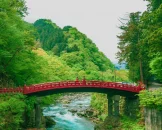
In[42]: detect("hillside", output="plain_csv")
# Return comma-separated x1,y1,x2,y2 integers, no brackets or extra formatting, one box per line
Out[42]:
34,19,115,80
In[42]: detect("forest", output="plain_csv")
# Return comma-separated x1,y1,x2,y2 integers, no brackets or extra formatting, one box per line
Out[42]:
117,0,162,83
0,0,162,130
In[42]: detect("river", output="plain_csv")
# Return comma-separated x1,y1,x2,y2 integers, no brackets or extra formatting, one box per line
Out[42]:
43,93,95,130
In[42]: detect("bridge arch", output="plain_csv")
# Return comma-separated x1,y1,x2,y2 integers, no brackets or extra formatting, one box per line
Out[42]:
0,78,144,98
0,78,144,118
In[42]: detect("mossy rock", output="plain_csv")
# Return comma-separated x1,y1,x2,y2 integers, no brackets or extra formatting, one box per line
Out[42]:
44,116,56,127
95,116,121,130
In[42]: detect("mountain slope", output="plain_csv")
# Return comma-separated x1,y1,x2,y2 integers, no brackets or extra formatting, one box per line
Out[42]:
34,19,114,75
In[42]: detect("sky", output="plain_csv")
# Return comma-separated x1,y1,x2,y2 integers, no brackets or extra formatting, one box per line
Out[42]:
24,0,148,62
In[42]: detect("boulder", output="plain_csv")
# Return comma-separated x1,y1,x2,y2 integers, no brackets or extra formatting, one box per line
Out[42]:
44,116,56,128
77,111,86,117
69,109,78,113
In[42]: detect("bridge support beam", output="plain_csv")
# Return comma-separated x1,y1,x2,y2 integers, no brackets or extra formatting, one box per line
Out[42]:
107,95,120,117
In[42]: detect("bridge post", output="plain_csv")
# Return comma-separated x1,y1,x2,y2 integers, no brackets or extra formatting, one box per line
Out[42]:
107,94,113,116
113,95,120,116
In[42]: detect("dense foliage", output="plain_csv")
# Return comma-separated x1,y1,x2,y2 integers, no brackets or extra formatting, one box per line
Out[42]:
117,0,162,83
34,19,64,51
34,19,114,76
0,0,42,86
1,0,161,129
0,0,116,129
0,94,26,130
139,88,162,110
91,93,108,121
96,116,144,130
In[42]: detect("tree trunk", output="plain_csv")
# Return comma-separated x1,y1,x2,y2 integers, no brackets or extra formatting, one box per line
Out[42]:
140,59,144,83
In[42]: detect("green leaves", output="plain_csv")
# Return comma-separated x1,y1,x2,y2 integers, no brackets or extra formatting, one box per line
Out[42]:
117,3,162,82
117,12,143,82
0,94,26,130
34,19,114,76
0,0,27,17
139,89,162,110
144,0,162,11
91,93,108,117
150,57,162,81
0,0,42,86
34,19,64,51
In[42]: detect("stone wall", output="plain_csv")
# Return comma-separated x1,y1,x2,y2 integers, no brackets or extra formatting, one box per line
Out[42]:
147,82,162,90
145,108,162,130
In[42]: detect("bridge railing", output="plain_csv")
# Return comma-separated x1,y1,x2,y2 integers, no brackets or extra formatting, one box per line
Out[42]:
0,87,23,93
23,80,144,94
0,80,145,94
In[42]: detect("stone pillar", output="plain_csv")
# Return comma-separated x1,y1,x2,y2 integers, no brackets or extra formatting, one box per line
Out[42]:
107,95,120,117
23,98,45,129
35,103,42,128
124,97,139,119
124,97,130,117
113,95,120,116
107,94,113,116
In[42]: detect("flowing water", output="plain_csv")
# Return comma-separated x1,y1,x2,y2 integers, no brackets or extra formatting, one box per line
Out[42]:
43,94,95,130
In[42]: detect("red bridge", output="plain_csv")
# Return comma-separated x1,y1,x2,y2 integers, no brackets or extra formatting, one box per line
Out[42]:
0,78,144,97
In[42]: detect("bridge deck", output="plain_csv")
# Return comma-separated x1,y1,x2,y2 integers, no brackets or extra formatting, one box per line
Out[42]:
0,80,145,96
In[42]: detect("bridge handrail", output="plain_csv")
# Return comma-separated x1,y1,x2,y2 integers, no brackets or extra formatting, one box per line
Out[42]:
0,80,145,94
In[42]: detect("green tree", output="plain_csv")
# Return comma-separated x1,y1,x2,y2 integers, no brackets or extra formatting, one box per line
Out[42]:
117,12,145,82
140,4,162,81
150,57,162,81
144,0,162,11
0,94,26,130
34,19,65,51
0,0,40,86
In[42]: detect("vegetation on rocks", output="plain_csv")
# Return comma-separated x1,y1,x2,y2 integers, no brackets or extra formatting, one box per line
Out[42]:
95,116,144,130
139,88,162,110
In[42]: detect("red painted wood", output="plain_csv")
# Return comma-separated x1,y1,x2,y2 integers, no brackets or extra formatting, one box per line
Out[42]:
0,80,145,95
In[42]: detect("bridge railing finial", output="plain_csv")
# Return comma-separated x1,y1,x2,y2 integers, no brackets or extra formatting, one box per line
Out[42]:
82,76,86,85
76,77,79,82
23,84,27,94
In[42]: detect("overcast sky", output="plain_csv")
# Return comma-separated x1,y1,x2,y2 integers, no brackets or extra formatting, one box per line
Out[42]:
24,0,148,62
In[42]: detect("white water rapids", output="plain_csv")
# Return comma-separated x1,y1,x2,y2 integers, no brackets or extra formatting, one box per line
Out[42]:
43,94,95,130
